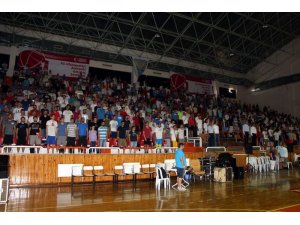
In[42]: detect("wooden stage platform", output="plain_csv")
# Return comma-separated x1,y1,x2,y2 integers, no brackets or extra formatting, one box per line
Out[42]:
2,169,300,212
5,146,256,186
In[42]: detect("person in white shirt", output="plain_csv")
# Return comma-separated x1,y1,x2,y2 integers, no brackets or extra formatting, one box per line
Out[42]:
203,119,208,134
81,109,89,124
46,114,58,146
273,129,281,147
13,102,23,117
195,115,203,135
109,115,119,139
262,128,269,146
28,112,39,124
207,121,215,147
242,121,250,147
154,123,164,148
63,105,73,123
14,109,28,123
213,121,220,146
90,100,97,113
57,93,64,106
178,124,185,143
182,112,189,128
250,123,257,146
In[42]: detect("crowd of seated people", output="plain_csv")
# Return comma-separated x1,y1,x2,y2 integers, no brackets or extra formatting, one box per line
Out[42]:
0,67,299,154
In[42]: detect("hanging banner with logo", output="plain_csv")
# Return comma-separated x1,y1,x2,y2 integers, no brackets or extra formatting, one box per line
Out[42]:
170,73,213,95
18,50,90,78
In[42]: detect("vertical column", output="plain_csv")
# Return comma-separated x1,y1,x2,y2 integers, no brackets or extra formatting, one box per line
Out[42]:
6,46,18,77
131,66,138,84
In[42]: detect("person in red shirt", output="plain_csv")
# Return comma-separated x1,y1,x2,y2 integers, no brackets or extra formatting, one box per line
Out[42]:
142,122,152,148
133,112,140,131
5,91,14,104
28,105,41,117
120,107,128,120
188,114,196,137
52,106,61,122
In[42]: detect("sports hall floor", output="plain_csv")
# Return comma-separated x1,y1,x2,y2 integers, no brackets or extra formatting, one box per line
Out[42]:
1,169,300,212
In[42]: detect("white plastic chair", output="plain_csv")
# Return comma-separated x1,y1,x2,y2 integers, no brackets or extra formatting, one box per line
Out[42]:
264,156,271,172
71,165,84,185
256,157,263,173
258,156,266,172
247,156,258,173
270,158,279,172
83,166,95,185
155,167,170,190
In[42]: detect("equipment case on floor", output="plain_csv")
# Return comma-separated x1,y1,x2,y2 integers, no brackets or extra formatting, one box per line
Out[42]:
213,167,233,182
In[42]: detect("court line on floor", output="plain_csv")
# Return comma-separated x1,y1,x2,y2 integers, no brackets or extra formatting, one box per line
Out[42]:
270,204,300,212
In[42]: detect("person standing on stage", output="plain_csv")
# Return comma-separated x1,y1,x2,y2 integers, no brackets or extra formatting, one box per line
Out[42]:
242,120,250,147
250,123,257,146
46,114,58,153
175,143,187,192
98,121,108,148
66,117,77,153
77,117,88,153
16,116,29,153
2,113,16,146
29,116,42,153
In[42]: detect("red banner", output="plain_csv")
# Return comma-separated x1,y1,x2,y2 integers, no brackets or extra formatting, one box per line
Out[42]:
170,73,213,94
18,50,90,78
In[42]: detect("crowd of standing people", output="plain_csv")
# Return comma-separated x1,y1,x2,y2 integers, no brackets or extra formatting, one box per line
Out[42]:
0,67,299,153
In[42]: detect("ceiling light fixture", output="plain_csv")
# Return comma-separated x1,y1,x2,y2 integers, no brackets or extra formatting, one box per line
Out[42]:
251,88,261,92
154,34,160,38
229,53,234,57
262,25,269,29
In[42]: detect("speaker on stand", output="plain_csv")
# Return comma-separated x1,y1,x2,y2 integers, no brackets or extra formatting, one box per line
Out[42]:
0,155,9,204
0,155,9,179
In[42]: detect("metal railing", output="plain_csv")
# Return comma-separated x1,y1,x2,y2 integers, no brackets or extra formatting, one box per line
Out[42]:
187,137,202,147
205,146,226,153
0,145,179,154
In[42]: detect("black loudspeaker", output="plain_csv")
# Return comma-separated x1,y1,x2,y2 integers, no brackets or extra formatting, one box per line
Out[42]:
233,167,244,179
245,144,253,154
0,155,9,178
216,153,236,168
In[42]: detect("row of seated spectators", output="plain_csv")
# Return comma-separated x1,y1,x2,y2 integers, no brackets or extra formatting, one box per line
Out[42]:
0,68,300,152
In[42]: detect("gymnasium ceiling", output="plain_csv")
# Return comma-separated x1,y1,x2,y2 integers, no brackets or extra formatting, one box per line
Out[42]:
0,12,300,86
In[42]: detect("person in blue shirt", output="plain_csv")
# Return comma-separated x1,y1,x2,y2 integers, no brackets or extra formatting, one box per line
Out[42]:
175,143,187,191
116,111,123,127
172,111,178,123
96,105,106,122
57,117,67,146
77,118,88,153
105,108,113,120
21,96,31,111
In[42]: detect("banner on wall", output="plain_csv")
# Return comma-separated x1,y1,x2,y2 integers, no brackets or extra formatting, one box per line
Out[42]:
18,50,90,78
170,73,213,95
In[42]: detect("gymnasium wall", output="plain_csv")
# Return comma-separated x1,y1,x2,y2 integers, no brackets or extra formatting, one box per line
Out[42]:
237,82,300,118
